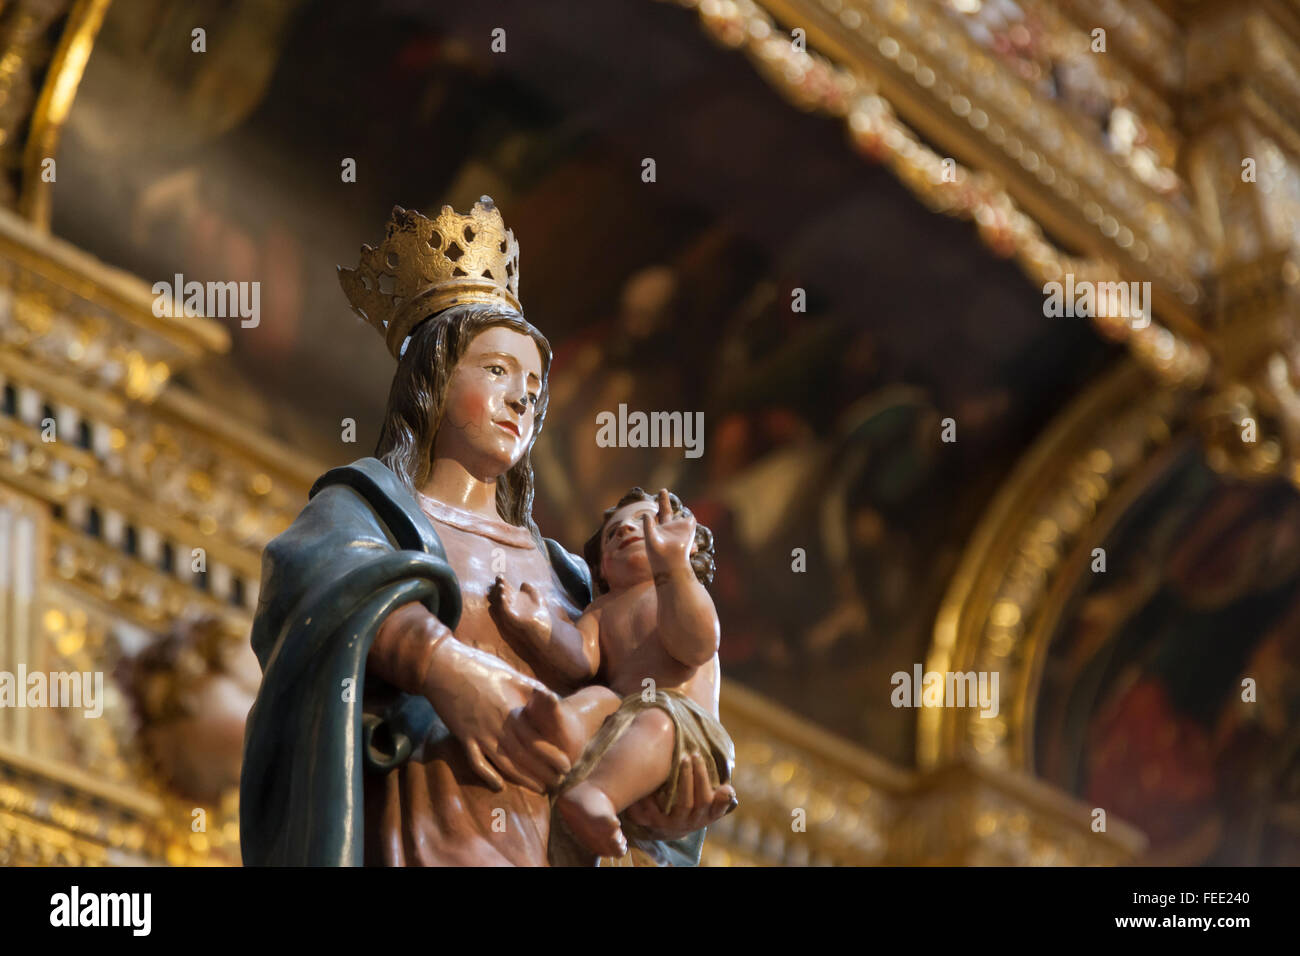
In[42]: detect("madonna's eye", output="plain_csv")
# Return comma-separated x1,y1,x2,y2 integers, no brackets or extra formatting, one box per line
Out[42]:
527,393,539,406
486,364,506,375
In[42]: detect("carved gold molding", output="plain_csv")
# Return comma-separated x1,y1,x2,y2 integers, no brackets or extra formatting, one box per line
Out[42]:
924,359,1192,771
1176,5,1300,489
0,210,317,644
0,6,1173,864
713,681,1145,864
1054,0,1182,93
0,485,46,752
0,207,228,390
0,740,239,866
17,0,112,230
668,1,1300,486
0,2,78,209
661,0,1212,389
744,0,1207,315
1,675,1144,867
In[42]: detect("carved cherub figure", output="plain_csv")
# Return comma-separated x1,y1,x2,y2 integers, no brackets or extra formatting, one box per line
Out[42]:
491,487,735,863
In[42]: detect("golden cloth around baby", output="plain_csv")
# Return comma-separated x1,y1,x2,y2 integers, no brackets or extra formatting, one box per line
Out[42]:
548,688,736,867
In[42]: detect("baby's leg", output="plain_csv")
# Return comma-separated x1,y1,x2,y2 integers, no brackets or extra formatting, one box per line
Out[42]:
557,707,676,858
524,685,620,765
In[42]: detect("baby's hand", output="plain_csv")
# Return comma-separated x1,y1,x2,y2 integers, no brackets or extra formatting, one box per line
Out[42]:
489,576,552,647
641,488,697,577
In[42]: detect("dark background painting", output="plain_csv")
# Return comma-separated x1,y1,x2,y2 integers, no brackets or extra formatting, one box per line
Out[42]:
1036,447,1300,865
49,0,1120,764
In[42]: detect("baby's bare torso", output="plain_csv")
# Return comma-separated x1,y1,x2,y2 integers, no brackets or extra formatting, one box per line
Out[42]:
589,581,719,715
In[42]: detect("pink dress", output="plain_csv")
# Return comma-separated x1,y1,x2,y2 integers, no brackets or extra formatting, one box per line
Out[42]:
363,495,585,866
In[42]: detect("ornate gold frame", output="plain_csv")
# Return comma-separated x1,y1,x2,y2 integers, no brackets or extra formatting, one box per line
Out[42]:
18,0,113,231
923,360,1194,770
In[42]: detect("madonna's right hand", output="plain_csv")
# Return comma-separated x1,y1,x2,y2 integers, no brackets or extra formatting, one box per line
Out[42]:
422,639,572,793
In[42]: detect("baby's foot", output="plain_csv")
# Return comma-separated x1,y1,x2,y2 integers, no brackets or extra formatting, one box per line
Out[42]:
557,782,628,858
524,690,587,765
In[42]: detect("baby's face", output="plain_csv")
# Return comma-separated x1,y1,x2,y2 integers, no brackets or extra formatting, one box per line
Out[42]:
599,500,658,591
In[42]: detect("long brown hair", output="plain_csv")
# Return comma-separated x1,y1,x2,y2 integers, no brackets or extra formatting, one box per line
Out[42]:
375,303,552,542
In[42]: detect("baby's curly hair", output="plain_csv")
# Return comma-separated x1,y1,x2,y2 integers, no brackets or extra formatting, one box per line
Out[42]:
583,487,715,595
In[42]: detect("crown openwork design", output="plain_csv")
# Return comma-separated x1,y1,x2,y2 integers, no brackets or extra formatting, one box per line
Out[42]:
337,196,522,358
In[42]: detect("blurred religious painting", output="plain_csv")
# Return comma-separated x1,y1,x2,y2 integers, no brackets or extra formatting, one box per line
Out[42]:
3,0,1297,872
1036,447,1300,865
50,0,1115,765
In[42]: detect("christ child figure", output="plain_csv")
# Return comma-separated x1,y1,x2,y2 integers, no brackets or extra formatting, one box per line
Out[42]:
490,487,735,864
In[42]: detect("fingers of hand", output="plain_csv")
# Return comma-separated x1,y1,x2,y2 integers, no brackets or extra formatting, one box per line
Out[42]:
488,743,546,795
671,756,696,813
623,803,648,827
510,715,571,782
500,736,555,792
715,785,738,817
541,690,565,716
634,797,669,828
691,754,712,811
657,488,672,523
465,740,504,792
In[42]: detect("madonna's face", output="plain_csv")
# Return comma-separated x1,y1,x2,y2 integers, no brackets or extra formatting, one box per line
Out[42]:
434,325,544,480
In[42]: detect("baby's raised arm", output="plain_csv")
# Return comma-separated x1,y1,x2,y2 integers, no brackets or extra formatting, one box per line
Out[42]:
642,490,720,667
653,565,720,667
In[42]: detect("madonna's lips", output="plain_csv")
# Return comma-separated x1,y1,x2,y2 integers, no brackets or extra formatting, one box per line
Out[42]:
494,420,520,437
617,535,643,551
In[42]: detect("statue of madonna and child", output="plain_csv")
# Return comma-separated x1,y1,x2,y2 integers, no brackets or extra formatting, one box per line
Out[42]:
239,198,738,866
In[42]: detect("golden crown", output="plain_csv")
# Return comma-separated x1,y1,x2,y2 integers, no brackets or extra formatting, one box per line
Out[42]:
337,197,522,358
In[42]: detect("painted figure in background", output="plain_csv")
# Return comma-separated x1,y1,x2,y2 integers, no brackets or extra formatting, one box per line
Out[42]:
124,614,262,805
239,198,736,865
1038,456,1300,865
